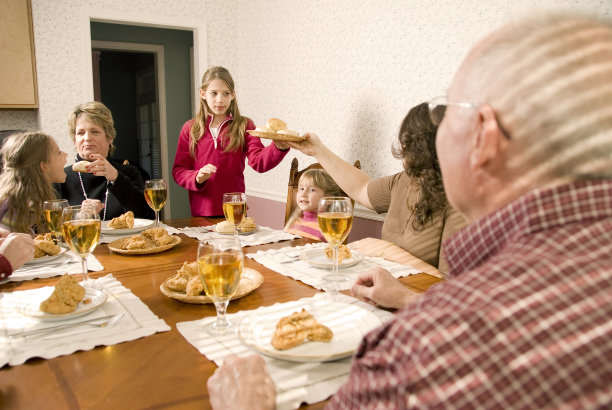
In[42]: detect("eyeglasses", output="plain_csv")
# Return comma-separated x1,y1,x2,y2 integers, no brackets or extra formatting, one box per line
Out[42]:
428,96,512,140
427,96,479,126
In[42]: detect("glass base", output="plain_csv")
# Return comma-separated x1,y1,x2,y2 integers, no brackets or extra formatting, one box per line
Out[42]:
327,272,350,282
203,318,235,336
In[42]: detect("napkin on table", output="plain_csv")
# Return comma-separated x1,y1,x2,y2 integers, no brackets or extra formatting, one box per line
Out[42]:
178,225,299,247
5,251,104,283
0,274,170,367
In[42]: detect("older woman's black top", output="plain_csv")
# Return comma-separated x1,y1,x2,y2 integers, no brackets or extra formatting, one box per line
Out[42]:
55,155,155,221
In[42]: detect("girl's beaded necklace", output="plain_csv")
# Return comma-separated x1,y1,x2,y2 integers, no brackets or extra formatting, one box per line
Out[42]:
78,171,109,221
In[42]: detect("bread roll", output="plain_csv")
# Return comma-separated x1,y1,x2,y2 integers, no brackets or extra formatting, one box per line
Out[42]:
277,129,299,137
266,118,287,132
72,160,90,173
253,126,273,133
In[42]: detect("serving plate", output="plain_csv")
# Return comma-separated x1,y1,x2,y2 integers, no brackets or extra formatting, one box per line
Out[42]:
216,226,260,236
238,300,382,362
16,287,108,321
160,267,264,304
108,235,182,255
299,248,363,269
248,129,305,142
24,247,68,266
101,218,155,235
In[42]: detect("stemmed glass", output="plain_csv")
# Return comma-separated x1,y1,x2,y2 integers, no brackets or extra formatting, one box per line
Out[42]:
222,192,247,236
317,197,354,292
43,199,69,245
61,205,101,281
144,179,167,227
197,236,243,335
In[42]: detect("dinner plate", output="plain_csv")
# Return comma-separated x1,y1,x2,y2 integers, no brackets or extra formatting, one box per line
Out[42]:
247,129,305,142
160,267,264,304
238,300,382,362
216,226,260,236
299,248,363,269
16,287,108,321
108,235,182,255
23,247,68,266
101,218,155,235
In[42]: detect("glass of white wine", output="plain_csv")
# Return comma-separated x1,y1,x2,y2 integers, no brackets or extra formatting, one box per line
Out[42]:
222,192,247,236
144,179,168,228
318,197,354,290
197,237,243,335
43,199,69,245
61,205,101,281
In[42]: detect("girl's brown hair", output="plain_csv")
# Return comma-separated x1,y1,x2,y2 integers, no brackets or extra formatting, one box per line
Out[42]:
68,101,117,157
391,103,447,232
189,66,248,157
0,132,57,233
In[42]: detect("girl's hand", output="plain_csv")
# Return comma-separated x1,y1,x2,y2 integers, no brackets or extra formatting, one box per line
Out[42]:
285,133,324,157
82,199,105,214
273,140,290,150
351,267,419,309
89,154,118,182
196,164,217,184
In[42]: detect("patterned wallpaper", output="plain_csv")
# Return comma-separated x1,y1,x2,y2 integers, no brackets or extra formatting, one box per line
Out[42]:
0,0,609,210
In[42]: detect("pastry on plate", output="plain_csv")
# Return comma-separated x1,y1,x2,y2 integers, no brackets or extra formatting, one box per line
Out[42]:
120,228,174,250
266,118,287,132
40,274,86,314
215,217,257,233
325,244,351,263
107,211,134,229
166,261,204,296
271,308,333,350
33,233,61,258
72,160,90,173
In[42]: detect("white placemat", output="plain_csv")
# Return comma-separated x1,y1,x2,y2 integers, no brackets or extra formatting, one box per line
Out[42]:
0,274,170,366
178,225,299,247
176,292,393,410
99,222,181,243
248,242,421,291
5,251,104,283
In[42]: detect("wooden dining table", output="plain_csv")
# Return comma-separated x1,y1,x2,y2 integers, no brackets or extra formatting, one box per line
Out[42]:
0,217,443,409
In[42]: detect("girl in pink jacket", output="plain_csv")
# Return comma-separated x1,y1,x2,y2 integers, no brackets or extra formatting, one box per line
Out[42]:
172,66,289,216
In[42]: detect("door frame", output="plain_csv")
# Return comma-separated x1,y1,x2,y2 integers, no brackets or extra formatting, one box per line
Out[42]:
91,41,171,216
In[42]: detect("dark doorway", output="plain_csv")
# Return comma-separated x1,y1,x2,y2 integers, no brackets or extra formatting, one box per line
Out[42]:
92,50,160,182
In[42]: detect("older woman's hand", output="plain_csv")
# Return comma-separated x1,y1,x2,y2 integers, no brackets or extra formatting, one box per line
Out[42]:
207,354,276,410
81,199,105,214
351,267,419,309
89,153,118,182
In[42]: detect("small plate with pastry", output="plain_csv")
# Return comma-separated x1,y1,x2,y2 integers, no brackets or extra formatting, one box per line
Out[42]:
238,299,383,362
160,262,264,304
215,217,259,235
299,245,363,269
248,118,305,142
24,233,67,265
108,227,181,255
101,211,155,235
16,274,107,321
72,160,91,173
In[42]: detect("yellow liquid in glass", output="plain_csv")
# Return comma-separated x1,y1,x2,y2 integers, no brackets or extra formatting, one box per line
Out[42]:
318,212,353,245
145,188,167,211
198,252,242,300
62,220,101,256
223,201,246,227
44,209,63,236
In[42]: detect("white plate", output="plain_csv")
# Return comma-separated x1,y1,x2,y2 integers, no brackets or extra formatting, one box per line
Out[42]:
101,218,155,235
299,248,363,269
216,226,260,236
238,300,382,362
23,247,68,266
16,287,108,321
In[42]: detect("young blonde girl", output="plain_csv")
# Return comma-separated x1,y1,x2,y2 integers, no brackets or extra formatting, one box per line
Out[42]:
0,132,67,233
172,66,290,217
284,169,344,241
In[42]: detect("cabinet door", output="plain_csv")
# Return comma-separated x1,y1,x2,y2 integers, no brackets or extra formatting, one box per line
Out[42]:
0,0,38,109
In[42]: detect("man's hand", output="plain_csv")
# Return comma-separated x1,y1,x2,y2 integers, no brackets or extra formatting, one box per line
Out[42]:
351,267,419,309
0,233,35,270
207,354,276,410
196,164,217,184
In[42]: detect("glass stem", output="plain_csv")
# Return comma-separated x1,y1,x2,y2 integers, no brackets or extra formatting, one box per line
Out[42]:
214,301,230,328
333,245,339,276
81,256,89,281
155,210,159,227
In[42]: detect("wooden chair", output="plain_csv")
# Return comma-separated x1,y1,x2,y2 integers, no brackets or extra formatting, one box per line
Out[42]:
284,157,361,225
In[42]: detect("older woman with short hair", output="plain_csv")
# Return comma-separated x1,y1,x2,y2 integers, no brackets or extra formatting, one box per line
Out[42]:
56,101,154,221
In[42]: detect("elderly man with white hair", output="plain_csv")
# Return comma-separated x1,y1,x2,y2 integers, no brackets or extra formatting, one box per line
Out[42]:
206,12,612,409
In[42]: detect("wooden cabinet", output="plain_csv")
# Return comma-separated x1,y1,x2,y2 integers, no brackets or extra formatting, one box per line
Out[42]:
0,0,38,109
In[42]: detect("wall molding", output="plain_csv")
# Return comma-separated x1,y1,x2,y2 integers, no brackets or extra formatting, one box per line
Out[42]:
246,187,386,222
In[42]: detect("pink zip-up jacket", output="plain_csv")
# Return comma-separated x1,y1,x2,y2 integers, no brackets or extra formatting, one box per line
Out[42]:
172,115,289,216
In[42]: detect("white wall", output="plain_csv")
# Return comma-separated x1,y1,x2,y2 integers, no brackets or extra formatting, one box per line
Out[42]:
1,0,609,217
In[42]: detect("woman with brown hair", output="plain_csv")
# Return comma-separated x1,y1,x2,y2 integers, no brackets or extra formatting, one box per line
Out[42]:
288,103,466,276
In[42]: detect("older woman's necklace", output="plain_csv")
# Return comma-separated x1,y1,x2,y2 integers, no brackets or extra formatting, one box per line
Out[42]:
78,171,109,221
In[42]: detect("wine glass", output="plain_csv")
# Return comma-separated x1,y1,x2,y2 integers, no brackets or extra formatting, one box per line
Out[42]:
317,197,354,291
222,192,247,236
144,179,167,227
61,205,101,281
197,236,243,335
43,199,69,245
